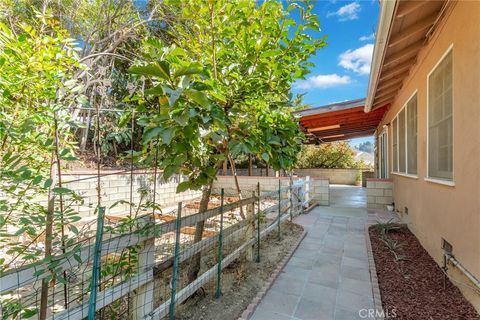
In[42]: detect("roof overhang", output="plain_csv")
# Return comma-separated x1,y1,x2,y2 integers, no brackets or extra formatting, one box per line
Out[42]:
365,0,449,112
295,98,387,144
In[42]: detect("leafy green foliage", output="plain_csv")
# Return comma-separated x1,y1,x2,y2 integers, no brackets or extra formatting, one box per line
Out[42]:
0,18,85,318
296,142,367,169
131,0,326,192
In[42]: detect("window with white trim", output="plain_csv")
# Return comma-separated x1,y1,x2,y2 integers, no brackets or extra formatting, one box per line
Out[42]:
428,50,453,181
378,130,388,179
392,93,417,175
392,118,398,172
406,94,417,174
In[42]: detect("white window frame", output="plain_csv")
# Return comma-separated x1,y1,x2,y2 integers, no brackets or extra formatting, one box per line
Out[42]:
391,90,418,179
425,44,454,187
378,129,388,179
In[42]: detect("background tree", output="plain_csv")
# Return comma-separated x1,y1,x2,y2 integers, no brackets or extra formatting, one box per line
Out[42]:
296,142,369,169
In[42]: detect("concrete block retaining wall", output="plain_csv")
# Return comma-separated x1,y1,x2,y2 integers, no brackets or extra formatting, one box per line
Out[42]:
62,170,202,217
366,178,393,210
213,176,329,206
294,168,360,185
310,178,329,206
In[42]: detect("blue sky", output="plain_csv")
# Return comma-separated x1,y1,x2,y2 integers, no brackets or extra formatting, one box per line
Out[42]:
292,1,379,147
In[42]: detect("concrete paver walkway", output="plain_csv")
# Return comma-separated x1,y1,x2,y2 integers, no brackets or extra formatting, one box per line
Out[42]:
251,185,376,320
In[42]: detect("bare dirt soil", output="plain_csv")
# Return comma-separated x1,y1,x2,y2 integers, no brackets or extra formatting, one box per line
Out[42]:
369,226,480,320
176,221,304,320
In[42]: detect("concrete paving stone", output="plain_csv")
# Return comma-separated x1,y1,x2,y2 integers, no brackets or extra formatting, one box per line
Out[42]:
316,251,343,264
270,273,306,296
257,289,301,316
338,277,372,296
321,245,344,257
334,307,364,320
250,308,293,320
293,297,336,320
298,241,323,251
342,256,369,269
293,248,321,260
308,269,340,289
288,256,317,269
341,265,371,282
301,282,337,304
343,248,368,260
336,289,374,311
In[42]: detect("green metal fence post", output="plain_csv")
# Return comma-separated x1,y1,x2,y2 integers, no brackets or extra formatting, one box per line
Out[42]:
169,202,182,320
88,206,105,320
289,176,293,220
278,179,281,239
215,188,225,299
256,182,261,263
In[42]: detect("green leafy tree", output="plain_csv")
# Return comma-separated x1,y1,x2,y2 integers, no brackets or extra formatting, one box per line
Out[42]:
0,18,83,318
130,0,326,282
296,142,368,169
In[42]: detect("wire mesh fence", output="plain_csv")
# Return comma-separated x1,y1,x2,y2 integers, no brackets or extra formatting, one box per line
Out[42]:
0,171,311,320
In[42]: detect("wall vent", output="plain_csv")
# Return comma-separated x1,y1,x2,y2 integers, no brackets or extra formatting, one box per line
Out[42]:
442,238,453,254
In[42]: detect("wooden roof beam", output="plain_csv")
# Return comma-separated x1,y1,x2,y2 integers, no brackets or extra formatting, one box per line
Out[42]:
376,87,400,101
373,94,396,108
396,1,426,19
379,59,415,82
389,14,437,48
376,76,406,93
384,40,424,68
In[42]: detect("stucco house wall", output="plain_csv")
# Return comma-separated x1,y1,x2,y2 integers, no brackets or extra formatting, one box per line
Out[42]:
375,2,480,309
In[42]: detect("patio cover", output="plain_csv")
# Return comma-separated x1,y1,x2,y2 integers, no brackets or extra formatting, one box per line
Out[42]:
294,98,387,144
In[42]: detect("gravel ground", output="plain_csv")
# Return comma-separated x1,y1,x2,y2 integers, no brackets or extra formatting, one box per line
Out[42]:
176,221,304,320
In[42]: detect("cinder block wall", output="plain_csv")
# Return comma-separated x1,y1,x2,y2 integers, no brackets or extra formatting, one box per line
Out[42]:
294,168,360,185
366,178,393,210
213,175,329,206
62,170,201,218
212,176,291,196
310,178,329,206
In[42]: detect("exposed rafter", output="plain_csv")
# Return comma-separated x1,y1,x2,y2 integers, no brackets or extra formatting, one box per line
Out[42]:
389,14,437,48
379,59,415,81
396,1,425,19
384,40,424,67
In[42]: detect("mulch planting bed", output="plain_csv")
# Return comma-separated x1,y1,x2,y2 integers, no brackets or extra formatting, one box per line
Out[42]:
369,226,480,320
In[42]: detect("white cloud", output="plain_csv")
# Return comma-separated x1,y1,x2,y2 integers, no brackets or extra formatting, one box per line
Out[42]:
328,2,361,21
359,33,375,41
338,44,374,75
295,74,352,89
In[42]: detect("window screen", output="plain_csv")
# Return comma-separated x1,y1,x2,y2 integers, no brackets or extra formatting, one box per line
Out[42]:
428,50,453,180
407,94,417,174
392,118,398,172
398,109,406,173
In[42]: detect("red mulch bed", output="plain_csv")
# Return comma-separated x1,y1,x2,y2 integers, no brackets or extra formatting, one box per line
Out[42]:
369,226,480,320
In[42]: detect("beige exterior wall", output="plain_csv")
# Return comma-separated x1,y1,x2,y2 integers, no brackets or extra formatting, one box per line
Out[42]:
374,2,480,309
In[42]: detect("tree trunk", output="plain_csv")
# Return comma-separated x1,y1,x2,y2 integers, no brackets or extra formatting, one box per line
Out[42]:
228,155,245,219
222,159,228,175
39,154,57,320
187,182,213,283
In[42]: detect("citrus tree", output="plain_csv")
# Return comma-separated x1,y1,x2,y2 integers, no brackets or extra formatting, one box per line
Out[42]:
130,0,326,282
